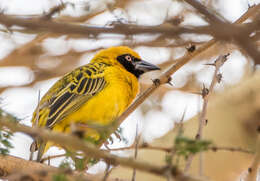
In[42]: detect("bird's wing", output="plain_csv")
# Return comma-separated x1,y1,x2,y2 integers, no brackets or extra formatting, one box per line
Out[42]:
34,63,108,129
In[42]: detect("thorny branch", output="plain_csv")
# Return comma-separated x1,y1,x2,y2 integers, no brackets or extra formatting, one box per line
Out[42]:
183,0,260,64
0,14,211,37
131,124,140,181
0,118,205,181
40,144,254,163
0,3,259,96
198,54,229,139
116,41,215,128
0,155,109,181
184,54,229,174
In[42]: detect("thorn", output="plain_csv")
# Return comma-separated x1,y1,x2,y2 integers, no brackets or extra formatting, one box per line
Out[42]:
186,44,196,53
108,136,114,145
223,53,230,59
142,142,149,148
168,81,173,86
152,79,160,86
104,141,110,150
114,131,122,141
212,146,217,152
205,119,208,125
195,134,200,139
201,84,209,98
248,167,252,173
204,63,215,66
167,77,173,86
257,126,260,133
216,73,222,83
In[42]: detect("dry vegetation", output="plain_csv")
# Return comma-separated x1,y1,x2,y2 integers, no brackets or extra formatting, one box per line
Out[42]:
0,0,259,181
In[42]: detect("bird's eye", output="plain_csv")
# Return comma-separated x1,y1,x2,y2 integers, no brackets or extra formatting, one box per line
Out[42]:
125,55,132,62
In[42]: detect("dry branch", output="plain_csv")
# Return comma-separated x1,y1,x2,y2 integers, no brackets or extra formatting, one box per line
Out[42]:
116,39,215,127
0,3,259,96
0,14,211,37
183,0,260,64
0,155,109,181
245,129,260,181
0,118,204,181
185,54,229,174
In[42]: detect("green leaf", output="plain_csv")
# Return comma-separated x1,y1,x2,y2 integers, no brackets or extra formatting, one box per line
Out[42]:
74,158,85,171
174,136,212,158
52,174,68,181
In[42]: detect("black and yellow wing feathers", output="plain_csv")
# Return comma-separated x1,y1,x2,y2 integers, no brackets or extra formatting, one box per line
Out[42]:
32,62,108,129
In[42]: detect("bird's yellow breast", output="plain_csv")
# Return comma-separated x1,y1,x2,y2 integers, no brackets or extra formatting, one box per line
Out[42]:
52,65,139,141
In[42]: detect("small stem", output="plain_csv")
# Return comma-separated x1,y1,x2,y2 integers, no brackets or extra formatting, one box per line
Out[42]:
185,54,229,174
245,127,260,181
131,124,140,181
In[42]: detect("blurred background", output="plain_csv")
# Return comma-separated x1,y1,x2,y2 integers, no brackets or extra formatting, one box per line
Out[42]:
0,0,259,180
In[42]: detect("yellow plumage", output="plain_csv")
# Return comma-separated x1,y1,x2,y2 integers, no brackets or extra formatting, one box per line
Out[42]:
30,46,159,161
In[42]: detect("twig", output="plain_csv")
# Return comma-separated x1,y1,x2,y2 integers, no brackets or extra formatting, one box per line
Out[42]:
185,54,230,174
102,163,111,181
116,40,215,129
0,155,108,181
29,90,41,161
131,124,140,181
198,54,229,139
245,127,260,181
209,146,254,154
182,0,260,64
108,143,254,155
167,111,186,181
42,3,67,20
109,4,260,129
40,144,253,165
0,118,204,181
157,3,260,69
0,14,211,37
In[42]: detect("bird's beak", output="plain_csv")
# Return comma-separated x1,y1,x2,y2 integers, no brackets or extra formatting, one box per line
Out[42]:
134,60,160,72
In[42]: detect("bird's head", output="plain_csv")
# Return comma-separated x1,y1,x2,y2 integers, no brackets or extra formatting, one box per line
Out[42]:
91,46,160,78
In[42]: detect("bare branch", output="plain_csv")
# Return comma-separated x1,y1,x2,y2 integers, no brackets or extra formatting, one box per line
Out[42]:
245,127,260,181
0,14,211,37
0,155,107,181
0,118,204,181
42,3,67,20
185,54,230,173
116,39,216,129
183,0,260,64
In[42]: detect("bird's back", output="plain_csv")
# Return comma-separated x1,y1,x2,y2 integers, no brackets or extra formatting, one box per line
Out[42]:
31,61,139,152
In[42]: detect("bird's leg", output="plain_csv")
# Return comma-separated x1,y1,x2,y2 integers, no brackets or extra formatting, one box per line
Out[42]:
29,140,37,161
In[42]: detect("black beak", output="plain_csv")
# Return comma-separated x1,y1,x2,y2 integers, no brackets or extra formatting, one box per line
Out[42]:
134,60,160,73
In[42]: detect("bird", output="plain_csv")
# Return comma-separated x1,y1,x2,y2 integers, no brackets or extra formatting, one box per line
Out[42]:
30,46,160,162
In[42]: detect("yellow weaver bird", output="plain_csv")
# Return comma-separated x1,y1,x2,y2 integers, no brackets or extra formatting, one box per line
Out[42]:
30,46,159,161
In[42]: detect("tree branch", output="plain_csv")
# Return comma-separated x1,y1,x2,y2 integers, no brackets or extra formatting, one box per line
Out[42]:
0,155,109,181
185,54,229,173
0,118,204,181
183,0,260,64
245,127,260,181
0,14,211,37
